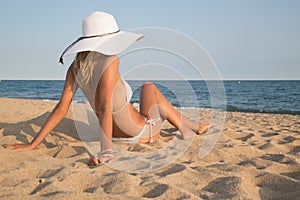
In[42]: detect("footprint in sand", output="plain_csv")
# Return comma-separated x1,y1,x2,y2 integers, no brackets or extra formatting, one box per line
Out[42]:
202,176,247,199
260,154,296,164
255,172,300,199
117,155,138,161
207,163,240,172
278,136,296,145
258,140,271,150
145,154,168,160
102,180,128,194
237,159,269,170
83,187,97,193
289,146,300,155
142,183,169,198
238,133,255,142
281,171,300,181
156,164,186,177
261,132,279,137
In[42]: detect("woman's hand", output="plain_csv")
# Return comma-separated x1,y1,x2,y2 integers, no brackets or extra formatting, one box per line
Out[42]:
87,155,114,166
4,143,35,151
88,157,100,166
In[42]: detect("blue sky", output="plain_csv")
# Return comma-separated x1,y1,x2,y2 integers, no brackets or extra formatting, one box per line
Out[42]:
0,0,299,80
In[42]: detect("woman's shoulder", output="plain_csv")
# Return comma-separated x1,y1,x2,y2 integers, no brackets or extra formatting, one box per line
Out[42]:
95,54,119,70
103,55,119,64
68,61,77,74
83,52,118,66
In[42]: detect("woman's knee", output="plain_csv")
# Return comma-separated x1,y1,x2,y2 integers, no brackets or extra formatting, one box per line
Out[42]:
141,82,156,91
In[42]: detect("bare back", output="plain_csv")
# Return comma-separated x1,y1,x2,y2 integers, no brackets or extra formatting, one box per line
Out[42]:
70,52,145,138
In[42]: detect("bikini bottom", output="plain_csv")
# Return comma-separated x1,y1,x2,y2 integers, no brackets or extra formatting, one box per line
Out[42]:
112,118,161,144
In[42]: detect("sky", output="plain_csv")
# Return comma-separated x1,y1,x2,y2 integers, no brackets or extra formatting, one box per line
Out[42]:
0,0,299,80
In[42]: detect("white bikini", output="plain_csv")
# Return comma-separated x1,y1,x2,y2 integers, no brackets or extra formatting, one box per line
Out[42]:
111,78,161,144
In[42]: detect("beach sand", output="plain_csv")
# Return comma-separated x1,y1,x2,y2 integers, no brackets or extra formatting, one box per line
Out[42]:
0,98,299,199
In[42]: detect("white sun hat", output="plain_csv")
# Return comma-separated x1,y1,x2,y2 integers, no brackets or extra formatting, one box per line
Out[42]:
59,11,144,64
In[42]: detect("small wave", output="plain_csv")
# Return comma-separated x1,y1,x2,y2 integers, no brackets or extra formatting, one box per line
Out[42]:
42,99,59,103
226,105,300,115
175,106,206,110
72,100,88,104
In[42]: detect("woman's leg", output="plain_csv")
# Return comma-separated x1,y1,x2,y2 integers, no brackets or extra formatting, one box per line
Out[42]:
139,82,209,139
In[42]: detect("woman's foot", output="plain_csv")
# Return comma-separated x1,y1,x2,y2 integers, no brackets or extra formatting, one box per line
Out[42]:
180,127,197,140
197,123,210,135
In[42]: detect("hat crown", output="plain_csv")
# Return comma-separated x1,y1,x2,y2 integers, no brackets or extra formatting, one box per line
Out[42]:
82,11,119,37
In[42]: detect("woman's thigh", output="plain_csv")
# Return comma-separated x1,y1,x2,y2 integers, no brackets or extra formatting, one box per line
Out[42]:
139,82,162,120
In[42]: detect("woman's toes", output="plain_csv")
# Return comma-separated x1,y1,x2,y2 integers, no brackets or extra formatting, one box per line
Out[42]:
197,123,210,135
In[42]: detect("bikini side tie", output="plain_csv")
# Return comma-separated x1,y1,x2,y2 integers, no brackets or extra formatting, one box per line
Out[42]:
146,118,161,143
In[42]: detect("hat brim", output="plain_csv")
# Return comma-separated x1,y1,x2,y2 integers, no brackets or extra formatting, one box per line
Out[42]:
62,31,144,58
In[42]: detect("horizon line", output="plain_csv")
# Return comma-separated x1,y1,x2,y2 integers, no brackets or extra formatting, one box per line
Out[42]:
1,79,300,81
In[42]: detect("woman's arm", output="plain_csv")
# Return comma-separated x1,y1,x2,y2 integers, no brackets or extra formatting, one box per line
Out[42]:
95,57,119,150
5,67,77,151
88,56,119,165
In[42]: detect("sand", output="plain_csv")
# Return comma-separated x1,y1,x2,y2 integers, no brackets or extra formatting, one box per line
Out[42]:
0,98,299,199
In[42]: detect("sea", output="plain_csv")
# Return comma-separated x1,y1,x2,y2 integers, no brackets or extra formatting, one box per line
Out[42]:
0,80,299,115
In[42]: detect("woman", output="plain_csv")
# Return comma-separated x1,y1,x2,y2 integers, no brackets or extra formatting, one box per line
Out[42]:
5,11,209,166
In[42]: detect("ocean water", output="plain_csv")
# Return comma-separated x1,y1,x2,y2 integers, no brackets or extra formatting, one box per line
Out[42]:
0,80,299,115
